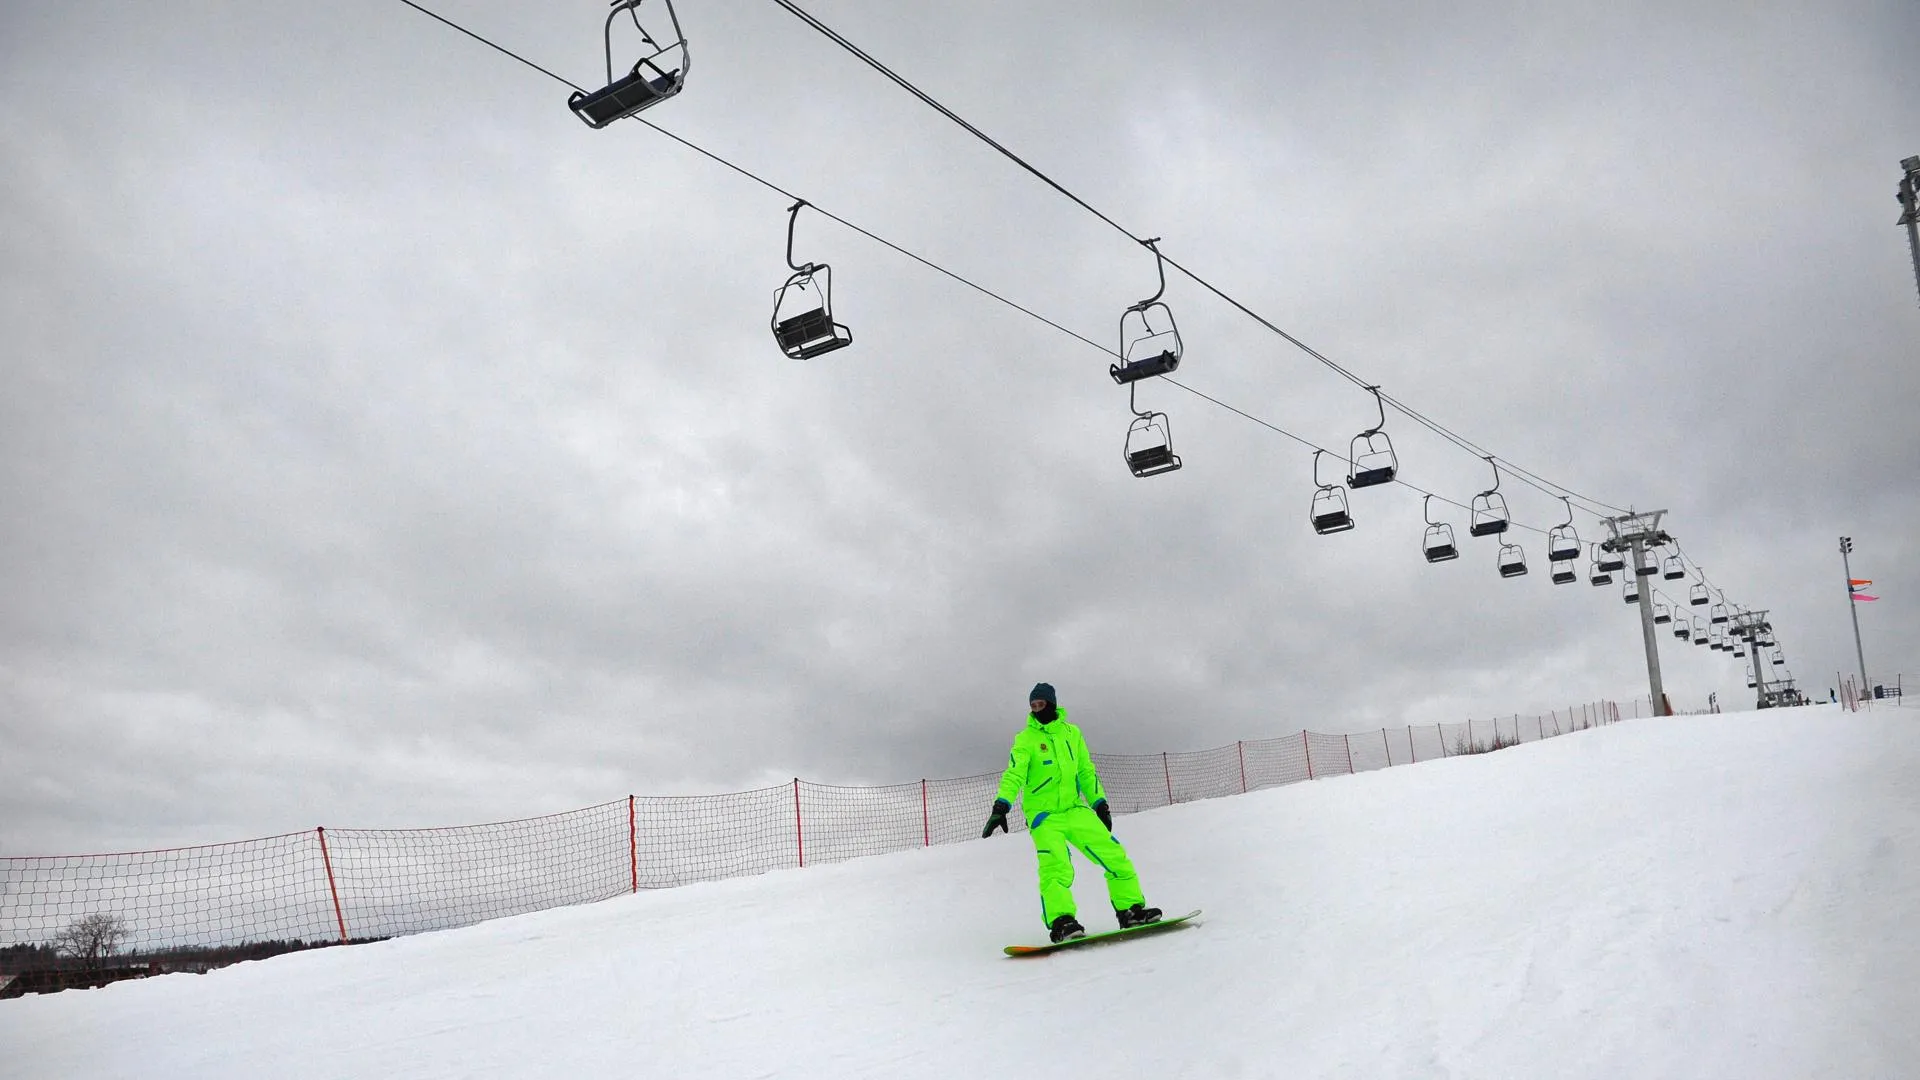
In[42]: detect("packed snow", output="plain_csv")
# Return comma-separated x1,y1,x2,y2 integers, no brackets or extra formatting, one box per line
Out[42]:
5,705,1917,1079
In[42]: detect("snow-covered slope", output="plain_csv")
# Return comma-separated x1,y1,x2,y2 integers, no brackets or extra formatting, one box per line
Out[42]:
6,707,1917,1079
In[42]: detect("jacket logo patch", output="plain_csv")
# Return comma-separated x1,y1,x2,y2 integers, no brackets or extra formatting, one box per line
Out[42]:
1040,743,1048,751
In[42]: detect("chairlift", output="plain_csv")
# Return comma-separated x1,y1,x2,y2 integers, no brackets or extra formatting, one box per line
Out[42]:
1654,602,1672,624
1596,545,1626,574
1547,496,1581,563
1468,457,1510,536
1421,495,1458,563
1709,602,1729,625
1123,410,1181,478
568,0,689,128
1662,553,1686,580
771,202,852,360
1550,559,1576,584
1309,450,1353,533
1635,547,1659,577
1689,582,1710,606
1672,617,1691,640
1110,240,1182,385
1589,544,1613,586
1622,578,1639,604
1346,387,1398,489
1771,648,1785,667
1692,619,1708,645
1746,668,1757,689
1498,541,1528,578
1733,644,1747,658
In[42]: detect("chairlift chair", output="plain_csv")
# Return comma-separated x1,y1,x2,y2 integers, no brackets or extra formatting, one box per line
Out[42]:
1498,542,1528,578
1110,240,1182,385
1636,548,1659,576
1468,457,1510,536
1547,497,1581,563
1709,602,1729,625
1747,669,1757,689
1689,583,1710,606
1123,411,1182,478
1550,559,1576,584
1309,450,1354,533
1654,602,1672,624
1421,495,1458,563
1672,617,1691,640
568,0,689,128
1589,544,1613,586
1692,619,1708,645
771,202,852,360
1622,578,1639,604
1662,554,1686,580
1771,648,1785,667
1346,387,1398,489
1733,645,1747,658
1596,545,1626,574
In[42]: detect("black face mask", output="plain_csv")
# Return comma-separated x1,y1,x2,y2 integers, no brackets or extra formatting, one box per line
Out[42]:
1033,704,1058,724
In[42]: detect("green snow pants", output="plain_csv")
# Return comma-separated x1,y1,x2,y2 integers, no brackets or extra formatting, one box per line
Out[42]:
1027,804,1145,926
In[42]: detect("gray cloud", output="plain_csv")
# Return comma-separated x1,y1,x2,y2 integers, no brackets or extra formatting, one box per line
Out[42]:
3,0,1915,854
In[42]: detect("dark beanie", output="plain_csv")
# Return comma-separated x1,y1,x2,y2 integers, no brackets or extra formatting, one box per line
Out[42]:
1029,682,1057,706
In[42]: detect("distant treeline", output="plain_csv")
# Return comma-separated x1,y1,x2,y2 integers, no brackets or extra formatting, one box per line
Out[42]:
1,937,386,976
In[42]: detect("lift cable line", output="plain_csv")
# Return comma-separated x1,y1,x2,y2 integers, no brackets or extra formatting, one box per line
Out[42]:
386,0,1599,544
766,0,1637,522
392,0,1776,661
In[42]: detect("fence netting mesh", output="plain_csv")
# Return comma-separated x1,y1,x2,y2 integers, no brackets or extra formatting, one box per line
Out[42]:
2,702,1623,954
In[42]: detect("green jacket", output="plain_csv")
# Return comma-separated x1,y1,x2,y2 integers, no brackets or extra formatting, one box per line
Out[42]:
996,708,1108,824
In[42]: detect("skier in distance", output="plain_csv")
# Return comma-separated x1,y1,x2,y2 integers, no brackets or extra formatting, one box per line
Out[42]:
981,682,1161,942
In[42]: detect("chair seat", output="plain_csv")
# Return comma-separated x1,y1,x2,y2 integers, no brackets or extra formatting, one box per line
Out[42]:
570,67,682,127
1349,465,1396,489
1109,350,1179,385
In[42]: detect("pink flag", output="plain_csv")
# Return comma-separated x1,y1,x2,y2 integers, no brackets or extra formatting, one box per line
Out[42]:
1851,593,1878,602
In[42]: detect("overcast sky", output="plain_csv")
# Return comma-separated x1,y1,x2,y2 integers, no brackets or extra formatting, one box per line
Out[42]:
3,0,1915,855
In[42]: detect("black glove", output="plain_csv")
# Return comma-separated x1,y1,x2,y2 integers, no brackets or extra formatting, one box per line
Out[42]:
1093,799,1113,831
981,799,1011,838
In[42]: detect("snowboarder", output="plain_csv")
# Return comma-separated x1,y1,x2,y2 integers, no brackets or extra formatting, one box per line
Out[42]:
981,682,1161,943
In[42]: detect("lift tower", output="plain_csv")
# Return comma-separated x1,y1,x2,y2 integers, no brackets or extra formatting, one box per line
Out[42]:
1731,609,1773,710
1601,510,1672,716
1900,156,1920,309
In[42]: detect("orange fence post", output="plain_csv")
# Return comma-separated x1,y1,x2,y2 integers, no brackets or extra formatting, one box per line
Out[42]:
1343,734,1354,773
1236,741,1247,794
1162,752,1173,805
316,826,349,945
1302,730,1314,779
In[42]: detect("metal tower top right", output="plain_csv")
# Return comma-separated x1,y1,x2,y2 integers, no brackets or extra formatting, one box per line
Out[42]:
1898,156,1920,308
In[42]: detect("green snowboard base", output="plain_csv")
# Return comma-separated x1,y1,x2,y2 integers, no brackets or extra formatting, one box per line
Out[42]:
1003,909,1201,956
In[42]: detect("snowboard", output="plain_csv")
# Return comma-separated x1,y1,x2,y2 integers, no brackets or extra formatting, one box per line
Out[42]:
1003,909,1201,957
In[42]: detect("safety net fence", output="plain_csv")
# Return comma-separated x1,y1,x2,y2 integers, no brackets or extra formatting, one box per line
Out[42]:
2,701,1622,958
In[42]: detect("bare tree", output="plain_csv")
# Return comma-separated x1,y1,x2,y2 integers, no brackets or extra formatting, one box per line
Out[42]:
53,914,128,970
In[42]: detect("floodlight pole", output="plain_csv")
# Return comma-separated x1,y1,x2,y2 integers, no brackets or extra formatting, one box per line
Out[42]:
1840,536,1869,690
1899,156,1920,309
1603,510,1670,717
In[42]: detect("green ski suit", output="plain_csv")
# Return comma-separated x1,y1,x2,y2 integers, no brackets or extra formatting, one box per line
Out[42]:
996,708,1147,926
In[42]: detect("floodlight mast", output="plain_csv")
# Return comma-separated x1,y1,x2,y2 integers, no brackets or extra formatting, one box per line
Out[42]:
1899,157,1920,309
1841,536,1869,691
1602,510,1671,716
